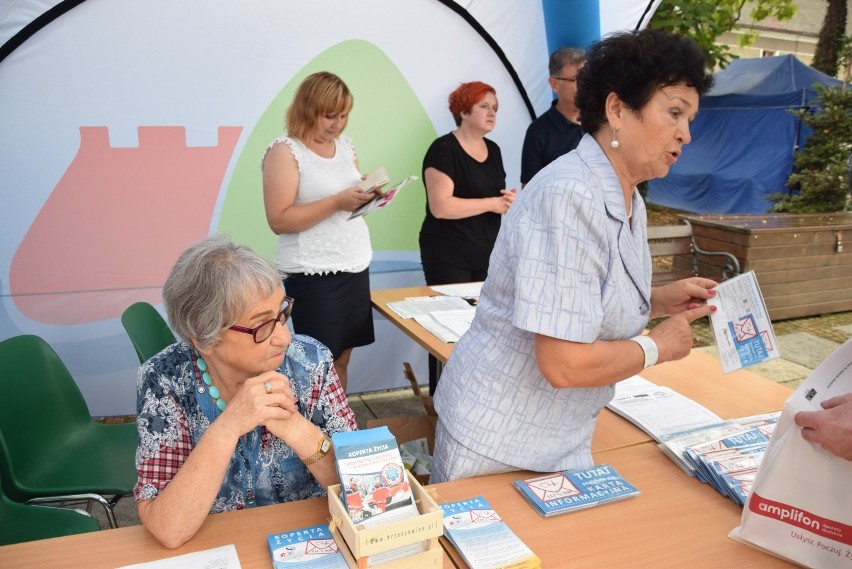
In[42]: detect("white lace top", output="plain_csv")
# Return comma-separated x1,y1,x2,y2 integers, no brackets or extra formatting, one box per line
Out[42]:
263,135,372,275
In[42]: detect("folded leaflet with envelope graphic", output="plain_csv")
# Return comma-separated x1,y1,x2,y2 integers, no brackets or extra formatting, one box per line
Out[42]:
512,464,639,518
267,523,347,568
708,270,780,373
441,496,541,569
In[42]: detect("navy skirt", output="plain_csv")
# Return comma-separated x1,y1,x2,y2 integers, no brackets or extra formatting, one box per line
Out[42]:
283,268,375,359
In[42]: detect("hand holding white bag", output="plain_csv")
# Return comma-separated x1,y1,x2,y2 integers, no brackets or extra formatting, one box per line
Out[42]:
730,338,852,568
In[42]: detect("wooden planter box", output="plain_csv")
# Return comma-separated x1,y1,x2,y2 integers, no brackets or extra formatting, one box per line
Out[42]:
678,213,852,321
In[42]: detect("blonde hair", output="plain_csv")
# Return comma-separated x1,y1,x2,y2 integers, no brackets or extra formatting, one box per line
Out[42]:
285,71,353,141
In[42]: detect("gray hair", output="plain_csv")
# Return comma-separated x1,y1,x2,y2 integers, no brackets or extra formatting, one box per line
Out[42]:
162,234,283,350
549,47,586,76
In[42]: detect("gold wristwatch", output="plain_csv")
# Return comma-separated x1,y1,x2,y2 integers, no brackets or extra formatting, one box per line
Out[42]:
302,435,332,466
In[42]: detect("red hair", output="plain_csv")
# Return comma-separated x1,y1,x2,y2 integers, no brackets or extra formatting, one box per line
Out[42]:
448,81,496,126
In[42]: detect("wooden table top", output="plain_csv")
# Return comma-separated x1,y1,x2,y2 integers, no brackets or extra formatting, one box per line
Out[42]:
433,442,796,568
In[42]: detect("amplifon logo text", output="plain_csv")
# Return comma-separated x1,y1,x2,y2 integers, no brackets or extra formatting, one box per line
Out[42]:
758,501,820,530
749,493,852,546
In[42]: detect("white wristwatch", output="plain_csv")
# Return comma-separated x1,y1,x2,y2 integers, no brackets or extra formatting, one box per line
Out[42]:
629,335,659,369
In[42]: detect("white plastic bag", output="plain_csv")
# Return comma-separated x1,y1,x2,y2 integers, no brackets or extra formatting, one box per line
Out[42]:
730,339,852,568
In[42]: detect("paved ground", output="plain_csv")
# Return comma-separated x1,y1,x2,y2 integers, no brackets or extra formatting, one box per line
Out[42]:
98,310,852,530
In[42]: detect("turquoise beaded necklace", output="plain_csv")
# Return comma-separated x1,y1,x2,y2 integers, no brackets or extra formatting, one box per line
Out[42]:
193,351,227,411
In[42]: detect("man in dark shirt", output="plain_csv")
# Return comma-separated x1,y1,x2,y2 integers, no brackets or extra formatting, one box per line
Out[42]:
520,47,585,186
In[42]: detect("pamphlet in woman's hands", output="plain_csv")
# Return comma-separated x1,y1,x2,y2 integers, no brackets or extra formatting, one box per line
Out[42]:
358,166,390,192
349,175,418,219
707,270,780,373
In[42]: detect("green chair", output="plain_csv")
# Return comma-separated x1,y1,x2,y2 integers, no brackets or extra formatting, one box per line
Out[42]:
0,486,101,545
0,335,138,529
121,301,176,363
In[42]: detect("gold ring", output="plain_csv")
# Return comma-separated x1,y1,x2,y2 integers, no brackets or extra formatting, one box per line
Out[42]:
264,381,272,394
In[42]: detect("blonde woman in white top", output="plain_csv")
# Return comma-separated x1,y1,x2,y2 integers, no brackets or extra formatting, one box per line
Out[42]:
262,72,378,390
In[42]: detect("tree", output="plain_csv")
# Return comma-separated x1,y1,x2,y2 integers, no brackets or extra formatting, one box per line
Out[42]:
649,0,797,69
770,41,852,213
812,0,848,77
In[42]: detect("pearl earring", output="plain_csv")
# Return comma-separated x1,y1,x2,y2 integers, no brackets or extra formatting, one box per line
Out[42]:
610,132,620,149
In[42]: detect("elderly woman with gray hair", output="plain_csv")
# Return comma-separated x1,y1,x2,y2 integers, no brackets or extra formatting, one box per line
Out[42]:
134,234,356,549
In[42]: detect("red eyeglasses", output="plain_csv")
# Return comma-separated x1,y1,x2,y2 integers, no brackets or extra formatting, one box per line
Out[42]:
228,297,294,343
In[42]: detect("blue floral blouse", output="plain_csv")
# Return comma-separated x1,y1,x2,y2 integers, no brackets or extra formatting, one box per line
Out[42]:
134,335,356,511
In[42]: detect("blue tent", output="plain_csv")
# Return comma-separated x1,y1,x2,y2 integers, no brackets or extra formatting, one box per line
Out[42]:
646,55,842,214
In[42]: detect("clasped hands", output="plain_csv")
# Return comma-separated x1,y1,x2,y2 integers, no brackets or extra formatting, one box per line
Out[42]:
215,371,300,442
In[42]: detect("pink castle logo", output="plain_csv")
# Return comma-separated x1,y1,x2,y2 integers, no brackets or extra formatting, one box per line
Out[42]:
10,125,242,325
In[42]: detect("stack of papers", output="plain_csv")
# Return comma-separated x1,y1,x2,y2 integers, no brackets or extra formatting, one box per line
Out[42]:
657,412,780,505
413,308,475,343
606,375,724,442
386,294,475,343
386,295,471,319
607,375,782,505
657,411,779,478
429,281,483,299
441,496,541,569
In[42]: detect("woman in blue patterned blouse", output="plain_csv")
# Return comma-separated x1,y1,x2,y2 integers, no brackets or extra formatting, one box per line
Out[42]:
134,234,356,548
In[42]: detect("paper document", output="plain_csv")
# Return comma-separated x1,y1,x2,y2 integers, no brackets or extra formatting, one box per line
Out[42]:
441,496,541,569
708,270,780,373
116,545,241,569
358,166,389,192
414,308,475,343
429,282,483,298
349,175,418,219
607,375,723,442
386,295,471,319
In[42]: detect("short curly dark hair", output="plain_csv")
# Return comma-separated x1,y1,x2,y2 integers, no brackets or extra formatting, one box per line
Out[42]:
576,29,714,135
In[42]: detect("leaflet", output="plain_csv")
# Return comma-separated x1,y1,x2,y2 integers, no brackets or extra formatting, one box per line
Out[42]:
441,496,541,569
708,270,780,372
512,464,639,517
349,175,418,219
268,524,348,568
